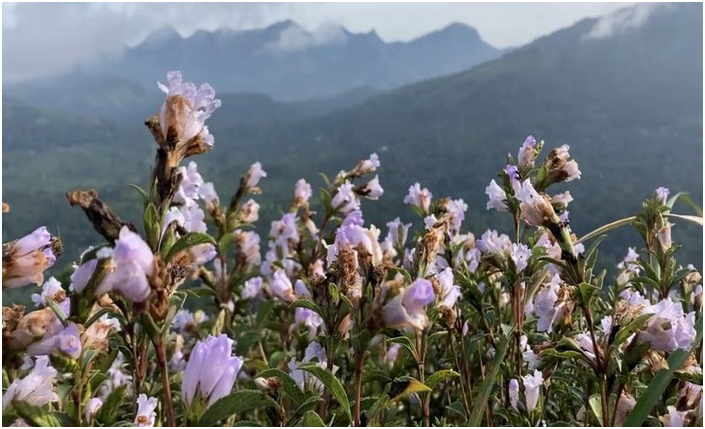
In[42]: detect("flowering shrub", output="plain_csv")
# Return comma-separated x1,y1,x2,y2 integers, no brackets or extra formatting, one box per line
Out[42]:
2,72,703,427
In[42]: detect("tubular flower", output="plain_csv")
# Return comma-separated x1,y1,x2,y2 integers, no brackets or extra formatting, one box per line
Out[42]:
522,369,544,412
331,181,360,214
404,183,433,213
543,144,581,184
485,179,508,212
383,279,436,330
509,379,520,409
293,178,312,207
173,161,205,204
435,267,461,310
158,71,221,145
182,335,244,409
244,162,267,190
640,299,696,352
3,226,59,289
518,135,539,168
27,321,82,359
2,356,59,411
97,226,154,303
135,394,158,427
359,175,384,200
31,277,70,315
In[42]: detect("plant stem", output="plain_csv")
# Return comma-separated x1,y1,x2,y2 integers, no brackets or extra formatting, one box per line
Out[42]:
353,351,366,427
449,333,471,418
416,330,430,426
155,341,176,427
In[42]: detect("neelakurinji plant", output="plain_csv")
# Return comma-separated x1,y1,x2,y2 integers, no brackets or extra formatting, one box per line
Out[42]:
2,71,703,427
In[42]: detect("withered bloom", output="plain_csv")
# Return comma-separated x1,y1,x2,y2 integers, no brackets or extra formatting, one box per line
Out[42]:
3,227,60,289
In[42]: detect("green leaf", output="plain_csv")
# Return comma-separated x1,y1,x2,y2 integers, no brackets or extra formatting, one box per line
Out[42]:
388,336,417,360
624,314,703,427
298,364,352,423
143,202,160,249
302,410,326,427
666,213,704,226
588,394,604,426
611,314,653,348
165,232,216,262
255,368,306,405
388,377,431,401
289,299,323,317
44,297,68,327
288,396,322,423
425,369,460,391
128,183,148,202
576,216,637,244
12,401,64,427
468,328,513,426
198,390,279,427
666,192,703,216
233,420,262,427
96,384,127,425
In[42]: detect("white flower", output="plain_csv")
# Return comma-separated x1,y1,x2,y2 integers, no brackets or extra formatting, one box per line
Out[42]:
134,394,158,427
2,356,59,411
31,277,69,315
383,279,436,330
356,153,380,175
361,175,384,200
84,397,103,421
404,183,432,213
97,227,155,303
331,181,360,214
446,199,468,233
518,135,538,168
485,179,508,212
660,406,687,427
530,274,564,332
511,243,531,272
436,267,461,310
640,299,696,352
2,226,58,289
158,71,220,144
242,277,264,301
476,229,512,256
383,217,411,251
199,182,220,210
270,270,296,302
173,161,204,204
288,341,329,391
655,187,670,204
234,230,261,267
522,369,543,412
294,179,312,206
423,215,438,231
244,162,267,189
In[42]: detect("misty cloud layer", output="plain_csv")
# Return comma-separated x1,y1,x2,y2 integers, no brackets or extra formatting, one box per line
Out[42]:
2,2,633,82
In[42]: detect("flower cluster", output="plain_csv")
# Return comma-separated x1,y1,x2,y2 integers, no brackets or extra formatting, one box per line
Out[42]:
2,75,702,428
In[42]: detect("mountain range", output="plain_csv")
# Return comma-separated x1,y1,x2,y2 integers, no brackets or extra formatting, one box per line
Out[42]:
2,3,703,303
4,20,501,122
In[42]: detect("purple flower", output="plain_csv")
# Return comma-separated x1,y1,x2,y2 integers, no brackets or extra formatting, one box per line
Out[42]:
518,135,538,168
31,277,70,315
288,341,328,391
70,247,100,294
361,175,384,200
2,226,58,289
383,279,436,330
97,227,154,303
242,276,264,301
295,308,324,336
158,71,220,144
199,182,219,210
27,322,82,359
244,162,267,190
173,161,204,204
356,153,380,175
436,268,461,310
331,181,360,214
270,270,296,302
655,187,670,204
342,209,364,228
294,179,312,206
383,217,411,249
477,229,511,256
641,299,696,352
2,356,59,411
182,335,244,409
384,343,401,366
326,224,382,267
529,274,563,332
485,180,508,212
510,243,531,272
233,230,261,267
84,397,103,421
404,183,432,213
509,379,520,409
446,199,468,233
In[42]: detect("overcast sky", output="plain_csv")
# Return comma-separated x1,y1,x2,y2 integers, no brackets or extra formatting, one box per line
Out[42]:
2,2,633,82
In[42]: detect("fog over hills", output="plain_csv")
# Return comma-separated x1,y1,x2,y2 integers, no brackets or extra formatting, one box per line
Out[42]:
2,3,702,300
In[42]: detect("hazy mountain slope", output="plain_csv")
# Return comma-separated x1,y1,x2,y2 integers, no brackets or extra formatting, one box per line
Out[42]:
2,4,702,276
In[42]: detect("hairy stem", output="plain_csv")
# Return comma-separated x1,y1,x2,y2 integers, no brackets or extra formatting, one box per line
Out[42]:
353,351,366,427
155,341,176,427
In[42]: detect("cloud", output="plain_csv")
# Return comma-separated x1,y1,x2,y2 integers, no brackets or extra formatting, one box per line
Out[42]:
585,2,670,39
2,2,634,83
269,22,347,52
